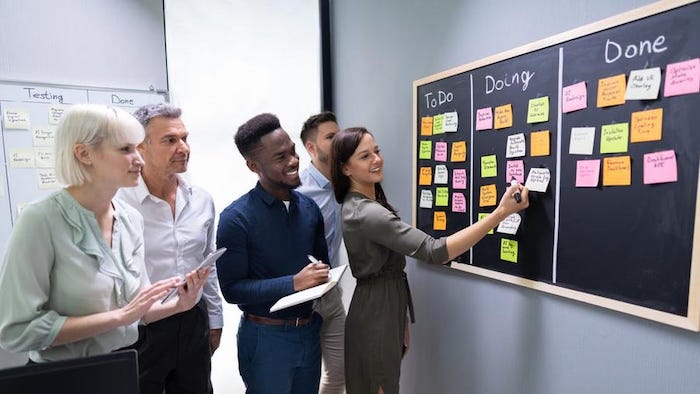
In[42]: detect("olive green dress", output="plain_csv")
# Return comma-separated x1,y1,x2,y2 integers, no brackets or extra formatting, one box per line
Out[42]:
342,192,448,394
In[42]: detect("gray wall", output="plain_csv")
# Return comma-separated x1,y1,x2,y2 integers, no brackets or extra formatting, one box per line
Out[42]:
331,1,700,393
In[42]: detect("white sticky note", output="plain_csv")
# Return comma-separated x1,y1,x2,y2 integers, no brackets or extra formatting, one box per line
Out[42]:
9,148,36,168
34,147,54,168
48,106,67,125
625,67,661,100
3,109,31,129
434,165,449,184
497,213,521,235
33,126,56,147
419,190,433,208
38,169,60,190
525,167,551,192
506,133,526,158
443,111,459,132
569,127,595,155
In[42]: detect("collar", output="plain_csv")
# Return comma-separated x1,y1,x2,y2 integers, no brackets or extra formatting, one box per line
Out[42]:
253,181,297,207
134,174,192,204
306,163,331,189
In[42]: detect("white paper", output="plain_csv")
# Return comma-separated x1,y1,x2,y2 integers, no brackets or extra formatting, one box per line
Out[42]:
419,190,433,208
433,165,449,184
270,264,348,313
443,111,458,132
38,169,60,189
3,109,30,129
525,167,551,192
506,133,526,158
569,127,595,155
48,106,67,125
625,67,661,100
9,148,35,168
497,213,521,235
33,126,56,147
34,147,54,168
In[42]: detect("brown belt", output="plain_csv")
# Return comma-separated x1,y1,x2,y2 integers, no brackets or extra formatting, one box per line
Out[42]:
245,313,312,327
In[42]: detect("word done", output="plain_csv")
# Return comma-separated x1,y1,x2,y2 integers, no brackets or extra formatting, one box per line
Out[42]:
604,35,667,64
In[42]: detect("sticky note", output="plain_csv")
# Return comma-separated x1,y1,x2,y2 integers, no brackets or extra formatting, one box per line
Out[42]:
664,58,700,97
49,106,66,125
500,239,518,263
433,114,445,134
625,67,661,100
600,123,629,154
435,187,449,206
530,130,550,157
506,160,525,184
525,168,550,193
497,213,521,235
494,104,513,129
597,74,626,107
476,107,493,131
575,159,601,187
481,155,497,178
453,169,467,189
34,148,54,168
444,112,458,132
603,156,631,186
38,169,60,190
421,117,433,136
479,184,497,207
419,190,433,208
630,108,663,143
451,141,467,162
3,109,30,129
435,142,448,162
419,141,432,159
506,133,526,158
33,127,56,147
562,81,587,113
569,127,595,155
526,96,549,123
478,213,494,234
452,193,466,213
419,167,432,186
9,148,35,168
434,165,449,184
643,150,677,185
433,212,446,231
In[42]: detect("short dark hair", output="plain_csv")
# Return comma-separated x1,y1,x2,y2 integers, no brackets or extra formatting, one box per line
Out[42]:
300,111,337,144
235,113,281,158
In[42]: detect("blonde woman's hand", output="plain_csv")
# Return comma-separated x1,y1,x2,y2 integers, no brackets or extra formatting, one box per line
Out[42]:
118,278,178,325
174,266,211,312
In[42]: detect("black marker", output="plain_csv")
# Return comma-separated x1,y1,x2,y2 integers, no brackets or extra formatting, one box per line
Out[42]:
510,177,522,203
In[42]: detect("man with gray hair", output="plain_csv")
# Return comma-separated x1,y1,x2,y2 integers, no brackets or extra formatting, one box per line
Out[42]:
117,103,223,394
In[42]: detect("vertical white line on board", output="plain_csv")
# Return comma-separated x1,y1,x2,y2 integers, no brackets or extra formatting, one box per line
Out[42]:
469,73,474,264
553,46,564,283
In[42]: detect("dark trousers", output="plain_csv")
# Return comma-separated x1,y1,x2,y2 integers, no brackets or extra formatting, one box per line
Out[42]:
132,299,212,394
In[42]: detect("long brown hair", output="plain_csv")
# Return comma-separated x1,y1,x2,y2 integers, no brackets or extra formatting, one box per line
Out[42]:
330,127,397,214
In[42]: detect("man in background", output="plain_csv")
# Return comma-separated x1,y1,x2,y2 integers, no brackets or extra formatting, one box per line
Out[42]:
298,111,346,393
117,103,223,394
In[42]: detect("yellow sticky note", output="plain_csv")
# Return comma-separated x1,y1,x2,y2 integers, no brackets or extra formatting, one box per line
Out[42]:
527,97,549,123
478,212,494,234
481,155,497,178
597,74,627,107
451,141,467,162
494,104,513,129
433,211,446,231
479,184,497,207
630,108,663,143
419,167,432,186
603,156,631,186
435,187,449,206
500,239,518,263
419,141,432,160
530,130,550,157
421,117,433,136
433,114,445,135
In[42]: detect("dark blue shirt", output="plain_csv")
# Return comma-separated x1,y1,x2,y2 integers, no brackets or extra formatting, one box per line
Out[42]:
216,182,329,319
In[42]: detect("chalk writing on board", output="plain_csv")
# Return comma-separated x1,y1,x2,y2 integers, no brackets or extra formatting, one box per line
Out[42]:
604,35,667,64
424,90,453,109
485,70,535,94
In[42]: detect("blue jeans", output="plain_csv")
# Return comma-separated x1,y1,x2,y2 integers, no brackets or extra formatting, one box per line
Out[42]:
237,314,322,394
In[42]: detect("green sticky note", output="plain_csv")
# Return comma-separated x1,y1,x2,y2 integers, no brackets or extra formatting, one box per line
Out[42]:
527,96,549,123
419,140,432,159
478,213,493,234
435,187,449,206
481,155,497,178
500,239,518,263
433,114,445,135
600,123,629,154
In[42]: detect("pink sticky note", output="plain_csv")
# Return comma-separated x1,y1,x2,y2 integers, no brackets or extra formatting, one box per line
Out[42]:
435,142,448,162
505,160,524,184
562,81,587,113
475,107,493,130
664,58,700,97
576,159,601,187
452,193,466,213
644,150,678,184
452,168,467,189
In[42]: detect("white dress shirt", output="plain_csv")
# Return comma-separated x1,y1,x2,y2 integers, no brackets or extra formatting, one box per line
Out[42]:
117,176,223,329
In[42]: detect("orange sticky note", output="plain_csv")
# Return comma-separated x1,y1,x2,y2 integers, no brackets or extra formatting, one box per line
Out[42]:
530,130,550,157
603,156,631,186
433,211,446,231
479,184,497,207
597,74,627,107
630,108,663,143
421,117,433,136
450,141,467,162
419,167,432,186
494,104,513,129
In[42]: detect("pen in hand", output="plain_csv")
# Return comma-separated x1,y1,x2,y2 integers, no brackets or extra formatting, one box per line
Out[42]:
510,177,522,203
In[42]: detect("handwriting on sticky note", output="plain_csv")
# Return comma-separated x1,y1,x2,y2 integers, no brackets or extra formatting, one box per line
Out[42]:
476,107,493,131
478,213,494,234
597,74,626,107
481,155,497,178
494,104,513,129
625,67,661,100
433,114,445,134
453,169,467,189
9,148,35,168
575,159,601,187
451,141,466,162
443,111,458,132
479,184,497,207
562,81,587,113
3,109,30,129
506,160,524,184
530,130,550,157
433,211,446,231
33,127,56,147
452,193,466,213
419,190,433,208
600,123,629,154
643,150,677,185
419,141,432,159
49,106,66,125
497,213,521,235
569,127,595,155
34,148,54,168
525,168,550,192
435,187,449,207
506,133,526,158
500,239,518,263
664,58,700,97
630,108,662,143
435,142,448,162
603,156,631,186
527,96,549,123
434,165,449,184
421,117,433,136
38,169,59,190
419,167,432,186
